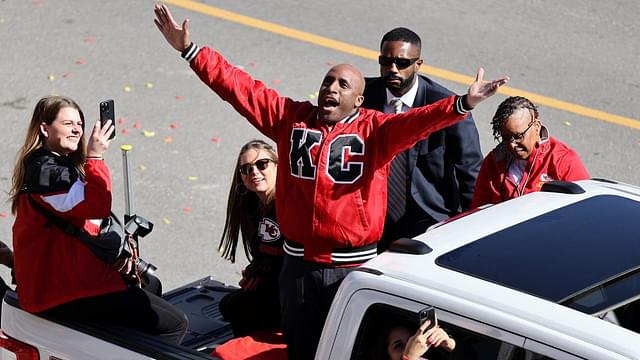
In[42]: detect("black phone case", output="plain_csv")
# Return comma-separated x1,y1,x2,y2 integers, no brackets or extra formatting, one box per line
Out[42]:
419,306,436,332
99,99,116,139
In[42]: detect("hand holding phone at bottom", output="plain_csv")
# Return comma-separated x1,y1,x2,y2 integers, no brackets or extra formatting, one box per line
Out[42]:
403,322,456,360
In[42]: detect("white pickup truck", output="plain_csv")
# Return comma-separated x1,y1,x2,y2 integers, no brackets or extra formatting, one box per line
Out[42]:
2,179,640,359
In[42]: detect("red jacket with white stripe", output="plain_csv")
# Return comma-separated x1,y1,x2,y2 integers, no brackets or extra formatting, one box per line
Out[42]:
190,47,467,264
12,148,126,313
471,127,590,208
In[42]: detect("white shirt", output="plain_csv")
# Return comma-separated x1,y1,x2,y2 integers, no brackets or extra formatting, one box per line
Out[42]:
507,158,528,185
383,78,419,114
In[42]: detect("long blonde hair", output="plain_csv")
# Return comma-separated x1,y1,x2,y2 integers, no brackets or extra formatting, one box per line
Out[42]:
218,140,278,263
10,96,86,214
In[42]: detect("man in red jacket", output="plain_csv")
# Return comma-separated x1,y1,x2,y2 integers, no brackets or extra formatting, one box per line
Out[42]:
154,4,509,358
472,96,589,208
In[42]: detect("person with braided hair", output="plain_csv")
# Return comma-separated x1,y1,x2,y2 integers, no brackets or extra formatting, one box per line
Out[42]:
471,96,589,208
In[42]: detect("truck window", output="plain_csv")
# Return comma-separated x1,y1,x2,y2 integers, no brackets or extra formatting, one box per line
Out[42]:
350,303,556,360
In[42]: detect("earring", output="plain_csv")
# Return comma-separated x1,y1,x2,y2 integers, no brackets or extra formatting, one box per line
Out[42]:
235,183,248,196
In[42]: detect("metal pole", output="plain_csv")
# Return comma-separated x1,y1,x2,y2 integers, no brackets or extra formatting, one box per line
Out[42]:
120,144,134,217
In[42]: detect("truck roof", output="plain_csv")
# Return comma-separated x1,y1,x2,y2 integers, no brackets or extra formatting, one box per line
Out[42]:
355,179,640,357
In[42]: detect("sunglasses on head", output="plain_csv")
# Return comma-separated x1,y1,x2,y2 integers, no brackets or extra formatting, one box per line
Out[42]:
378,56,420,69
239,158,273,175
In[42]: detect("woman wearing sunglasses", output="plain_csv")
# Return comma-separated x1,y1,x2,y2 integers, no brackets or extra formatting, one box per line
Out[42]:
471,96,589,208
218,139,284,337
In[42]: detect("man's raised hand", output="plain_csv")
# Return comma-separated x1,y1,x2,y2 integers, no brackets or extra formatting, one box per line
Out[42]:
466,68,510,108
154,3,191,52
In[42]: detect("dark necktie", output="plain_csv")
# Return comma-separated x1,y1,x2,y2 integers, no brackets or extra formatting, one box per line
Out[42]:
387,99,407,223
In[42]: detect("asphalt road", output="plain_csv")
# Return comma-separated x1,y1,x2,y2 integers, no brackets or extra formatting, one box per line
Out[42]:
1,0,638,291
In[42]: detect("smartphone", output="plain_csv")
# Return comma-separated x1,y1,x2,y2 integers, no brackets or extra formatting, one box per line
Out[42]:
99,99,116,139
418,306,437,333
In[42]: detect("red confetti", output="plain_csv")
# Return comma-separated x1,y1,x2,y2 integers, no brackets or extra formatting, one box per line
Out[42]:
75,59,86,65
117,117,126,125
249,62,256,68
32,0,43,5
133,121,141,129
62,72,71,78
175,95,184,101
83,37,93,43
121,128,129,135
169,122,178,129
271,79,281,85
210,137,221,144
0,213,8,218
183,207,192,213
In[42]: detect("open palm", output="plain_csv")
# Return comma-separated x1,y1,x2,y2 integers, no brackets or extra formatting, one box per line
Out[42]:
154,3,191,52
466,68,510,108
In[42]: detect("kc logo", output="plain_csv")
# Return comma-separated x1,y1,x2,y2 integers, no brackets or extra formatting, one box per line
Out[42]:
258,218,281,243
289,128,365,184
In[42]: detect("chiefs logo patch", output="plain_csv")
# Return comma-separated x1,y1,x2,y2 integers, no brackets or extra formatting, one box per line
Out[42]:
540,173,555,182
536,173,556,188
258,218,281,243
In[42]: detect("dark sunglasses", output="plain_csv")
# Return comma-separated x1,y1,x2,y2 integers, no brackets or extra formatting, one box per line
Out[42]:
378,56,420,69
239,158,274,175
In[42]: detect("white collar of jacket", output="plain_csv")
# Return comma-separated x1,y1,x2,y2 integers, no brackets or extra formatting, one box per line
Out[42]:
539,124,550,143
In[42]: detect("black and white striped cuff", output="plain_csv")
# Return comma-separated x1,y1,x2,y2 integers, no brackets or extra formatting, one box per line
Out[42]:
181,42,201,62
455,95,473,115
283,239,378,265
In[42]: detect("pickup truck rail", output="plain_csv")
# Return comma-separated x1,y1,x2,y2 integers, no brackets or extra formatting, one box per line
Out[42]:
1,277,237,359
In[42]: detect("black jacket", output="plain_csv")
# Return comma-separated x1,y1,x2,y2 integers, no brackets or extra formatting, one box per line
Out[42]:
363,74,483,242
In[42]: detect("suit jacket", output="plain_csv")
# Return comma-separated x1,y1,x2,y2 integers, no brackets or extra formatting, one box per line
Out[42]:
363,74,483,240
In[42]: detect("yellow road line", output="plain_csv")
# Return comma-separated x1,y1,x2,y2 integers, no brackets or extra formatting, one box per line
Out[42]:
164,0,640,130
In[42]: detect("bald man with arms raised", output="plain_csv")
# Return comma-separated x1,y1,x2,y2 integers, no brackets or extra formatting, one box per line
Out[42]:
154,4,509,358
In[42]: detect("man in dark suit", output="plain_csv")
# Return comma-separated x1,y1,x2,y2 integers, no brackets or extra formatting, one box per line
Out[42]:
363,27,483,249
